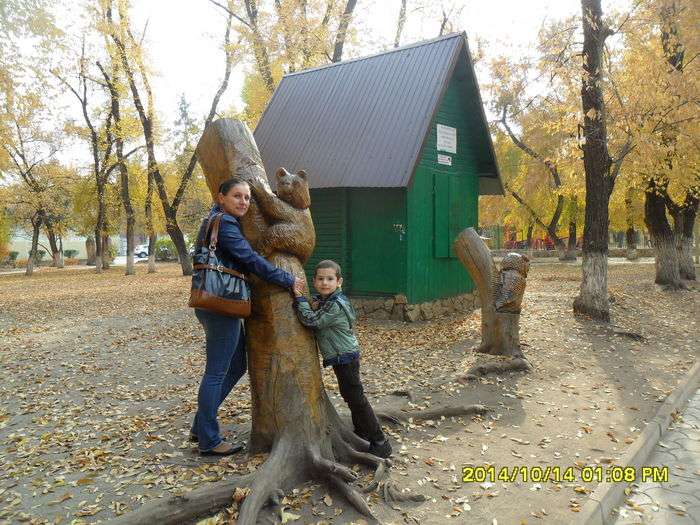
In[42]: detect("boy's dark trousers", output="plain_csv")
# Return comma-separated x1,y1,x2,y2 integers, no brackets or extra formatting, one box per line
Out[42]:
333,358,385,443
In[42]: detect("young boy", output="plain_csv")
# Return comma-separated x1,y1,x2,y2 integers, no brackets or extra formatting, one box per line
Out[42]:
293,260,392,458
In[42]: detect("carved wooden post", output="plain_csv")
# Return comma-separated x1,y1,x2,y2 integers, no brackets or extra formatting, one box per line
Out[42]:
453,227,530,359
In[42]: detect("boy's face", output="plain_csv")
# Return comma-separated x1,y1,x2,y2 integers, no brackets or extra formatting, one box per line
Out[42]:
313,268,342,297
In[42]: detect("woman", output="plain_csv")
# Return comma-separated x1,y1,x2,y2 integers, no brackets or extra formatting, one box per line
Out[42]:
191,177,303,456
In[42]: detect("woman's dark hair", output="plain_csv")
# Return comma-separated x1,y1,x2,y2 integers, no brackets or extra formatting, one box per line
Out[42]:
218,177,249,195
314,259,342,278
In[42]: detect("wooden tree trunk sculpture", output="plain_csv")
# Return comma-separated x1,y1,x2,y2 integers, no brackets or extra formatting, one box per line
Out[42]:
453,228,532,379
111,119,489,525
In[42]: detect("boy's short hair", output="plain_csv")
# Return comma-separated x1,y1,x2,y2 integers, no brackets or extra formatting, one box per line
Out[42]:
314,259,342,278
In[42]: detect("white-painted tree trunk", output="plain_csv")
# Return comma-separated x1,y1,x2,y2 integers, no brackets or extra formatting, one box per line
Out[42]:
573,252,609,321
653,235,681,287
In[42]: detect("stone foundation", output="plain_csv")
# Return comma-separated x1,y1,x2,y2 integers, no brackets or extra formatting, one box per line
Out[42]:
350,292,479,322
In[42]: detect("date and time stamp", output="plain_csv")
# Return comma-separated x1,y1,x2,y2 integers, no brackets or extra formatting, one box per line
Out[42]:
462,465,669,484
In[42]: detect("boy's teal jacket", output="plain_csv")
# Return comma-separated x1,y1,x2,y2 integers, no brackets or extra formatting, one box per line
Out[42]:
293,290,360,367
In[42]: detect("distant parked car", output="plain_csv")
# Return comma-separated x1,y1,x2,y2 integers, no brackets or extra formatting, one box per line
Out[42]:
135,244,149,258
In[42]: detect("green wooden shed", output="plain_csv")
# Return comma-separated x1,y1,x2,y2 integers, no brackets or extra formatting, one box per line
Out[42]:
254,32,503,304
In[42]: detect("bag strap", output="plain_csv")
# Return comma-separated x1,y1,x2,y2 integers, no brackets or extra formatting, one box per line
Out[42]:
193,263,247,281
208,213,224,250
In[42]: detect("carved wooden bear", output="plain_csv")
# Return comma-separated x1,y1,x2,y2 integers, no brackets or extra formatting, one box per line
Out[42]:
494,253,530,314
250,168,315,264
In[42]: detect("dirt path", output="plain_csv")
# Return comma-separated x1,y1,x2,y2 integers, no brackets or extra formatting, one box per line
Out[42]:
0,262,697,524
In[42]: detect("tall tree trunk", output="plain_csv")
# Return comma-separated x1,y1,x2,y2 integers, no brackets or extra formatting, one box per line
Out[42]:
101,58,136,276
394,0,407,48
45,222,64,268
676,191,698,280
86,236,96,266
102,235,112,270
194,119,377,524
165,212,190,272
94,226,103,274
331,0,358,62
526,223,533,249
573,0,613,322
625,188,638,260
145,172,157,274
644,180,682,287
244,0,275,93
26,212,42,277
567,221,577,260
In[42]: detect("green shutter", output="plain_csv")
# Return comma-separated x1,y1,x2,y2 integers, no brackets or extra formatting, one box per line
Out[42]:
448,175,462,258
434,173,449,258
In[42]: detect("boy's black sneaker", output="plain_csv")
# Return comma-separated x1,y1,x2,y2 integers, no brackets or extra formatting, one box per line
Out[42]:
368,439,392,458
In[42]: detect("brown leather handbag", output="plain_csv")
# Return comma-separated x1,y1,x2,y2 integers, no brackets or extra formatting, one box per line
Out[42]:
188,213,251,318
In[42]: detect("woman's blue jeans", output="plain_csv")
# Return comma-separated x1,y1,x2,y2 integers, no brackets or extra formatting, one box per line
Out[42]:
191,308,247,451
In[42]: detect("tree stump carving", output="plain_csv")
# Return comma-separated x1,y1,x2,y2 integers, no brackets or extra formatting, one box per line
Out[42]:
453,228,532,379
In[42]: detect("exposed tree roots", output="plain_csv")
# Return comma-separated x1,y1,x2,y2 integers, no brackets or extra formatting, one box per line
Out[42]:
109,407,425,525
363,460,427,510
108,473,256,525
376,403,490,424
459,357,532,382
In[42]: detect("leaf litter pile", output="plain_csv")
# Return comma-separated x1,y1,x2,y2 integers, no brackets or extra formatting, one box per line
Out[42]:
0,262,697,524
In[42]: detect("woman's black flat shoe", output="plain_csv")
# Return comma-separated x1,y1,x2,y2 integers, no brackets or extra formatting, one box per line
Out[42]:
189,433,198,443
200,443,244,456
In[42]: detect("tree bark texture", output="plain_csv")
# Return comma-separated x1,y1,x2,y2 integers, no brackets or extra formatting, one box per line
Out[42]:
625,189,638,260
194,119,382,523
573,0,613,322
145,172,157,274
676,193,698,280
102,235,112,270
25,212,42,277
453,228,527,358
332,0,358,62
85,236,96,266
645,180,682,288
94,227,103,274
567,220,577,260
45,222,64,268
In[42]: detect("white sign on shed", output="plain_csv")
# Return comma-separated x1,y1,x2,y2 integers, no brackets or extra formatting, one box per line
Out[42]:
436,124,457,153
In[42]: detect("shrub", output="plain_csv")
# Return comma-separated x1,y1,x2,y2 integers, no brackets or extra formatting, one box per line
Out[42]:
64,249,79,258
34,250,46,264
3,251,19,267
64,257,80,265
155,238,176,261
16,258,28,268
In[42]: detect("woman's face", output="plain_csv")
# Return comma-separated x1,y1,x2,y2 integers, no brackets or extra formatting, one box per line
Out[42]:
217,183,251,217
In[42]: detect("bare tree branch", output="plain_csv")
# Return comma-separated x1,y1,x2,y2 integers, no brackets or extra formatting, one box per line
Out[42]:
207,0,252,28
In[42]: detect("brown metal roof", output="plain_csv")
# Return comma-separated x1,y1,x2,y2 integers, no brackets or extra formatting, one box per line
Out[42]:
254,32,503,195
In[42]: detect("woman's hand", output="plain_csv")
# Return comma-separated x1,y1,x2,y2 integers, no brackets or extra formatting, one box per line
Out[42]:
293,277,305,297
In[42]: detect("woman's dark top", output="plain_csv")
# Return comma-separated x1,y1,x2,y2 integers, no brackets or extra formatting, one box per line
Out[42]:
198,205,294,290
